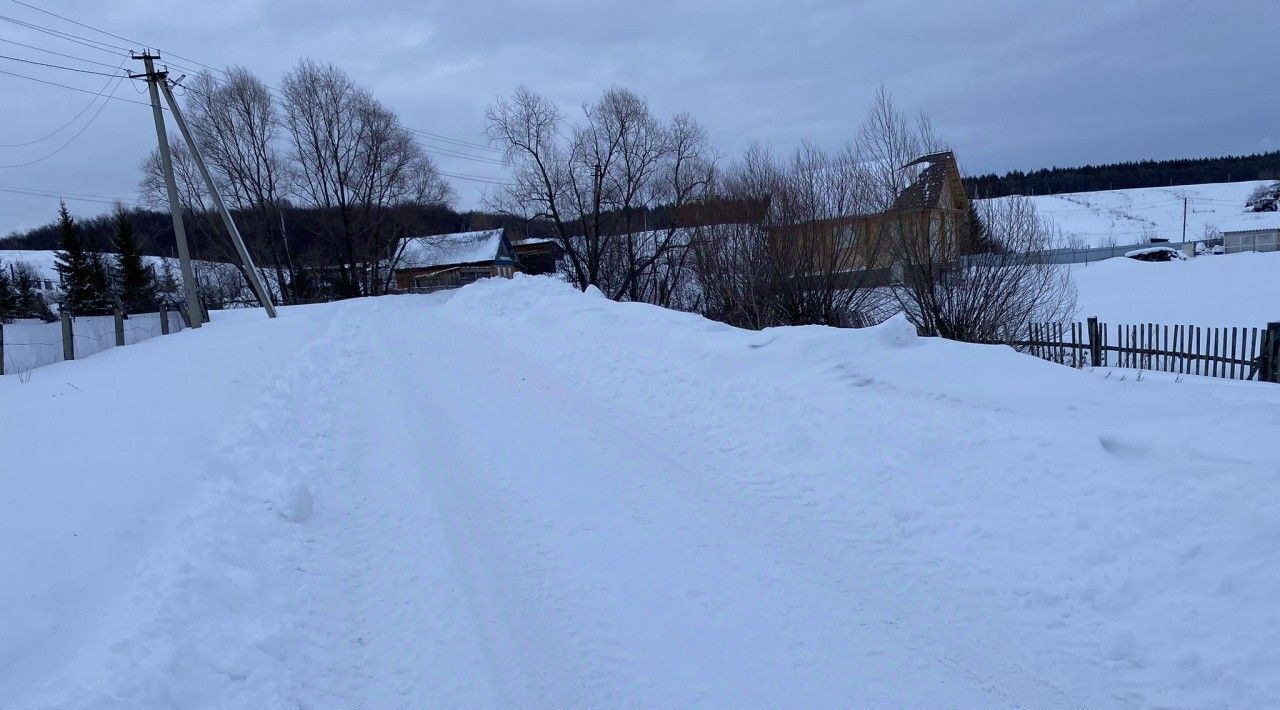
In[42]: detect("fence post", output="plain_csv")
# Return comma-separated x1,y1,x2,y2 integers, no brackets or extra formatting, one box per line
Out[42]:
1263,322,1280,384
60,309,74,361
1087,317,1102,367
113,306,125,347
160,303,170,335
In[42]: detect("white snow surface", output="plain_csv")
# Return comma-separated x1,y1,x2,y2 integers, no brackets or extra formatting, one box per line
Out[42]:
981,180,1280,247
4,275,1280,708
1071,250,1280,327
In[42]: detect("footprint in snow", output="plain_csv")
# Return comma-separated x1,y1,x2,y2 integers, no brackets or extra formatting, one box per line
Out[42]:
1098,433,1151,459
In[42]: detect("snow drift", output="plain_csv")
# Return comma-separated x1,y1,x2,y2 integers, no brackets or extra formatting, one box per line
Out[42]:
3,275,1280,708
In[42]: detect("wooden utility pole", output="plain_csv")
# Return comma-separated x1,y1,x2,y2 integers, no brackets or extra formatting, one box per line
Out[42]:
1182,197,1188,243
158,78,277,317
132,52,203,329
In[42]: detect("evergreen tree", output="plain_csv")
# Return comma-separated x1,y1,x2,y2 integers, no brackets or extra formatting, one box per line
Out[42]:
959,203,999,255
112,208,157,313
52,201,91,314
0,265,18,323
10,262,55,322
157,258,179,305
83,250,115,315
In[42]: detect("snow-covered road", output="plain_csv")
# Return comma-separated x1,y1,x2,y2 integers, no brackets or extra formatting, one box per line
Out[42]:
5,276,1280,708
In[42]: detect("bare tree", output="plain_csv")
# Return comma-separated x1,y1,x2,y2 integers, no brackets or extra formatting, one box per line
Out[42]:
691,140,891,328
282,59,453,295
184,68,294,302
856,85,941,210
891,195,1076,341
486,86,714,301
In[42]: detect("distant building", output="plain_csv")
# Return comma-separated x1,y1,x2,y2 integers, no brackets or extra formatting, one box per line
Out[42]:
511,237,562,276
392,229,520,292
768,150,972,282
1220,227,1280,254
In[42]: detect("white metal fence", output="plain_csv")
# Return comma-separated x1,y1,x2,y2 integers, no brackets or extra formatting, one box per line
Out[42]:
1,308,186,377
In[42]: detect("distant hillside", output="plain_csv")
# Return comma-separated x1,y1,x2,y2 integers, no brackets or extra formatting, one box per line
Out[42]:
977,180,1280,249
965,151,1280,198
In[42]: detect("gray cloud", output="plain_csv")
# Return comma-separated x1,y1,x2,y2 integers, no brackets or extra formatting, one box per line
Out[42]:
1,0,1276,233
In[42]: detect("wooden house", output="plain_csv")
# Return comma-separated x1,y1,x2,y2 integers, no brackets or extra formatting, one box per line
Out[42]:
392,228,519,292
768,151,972,281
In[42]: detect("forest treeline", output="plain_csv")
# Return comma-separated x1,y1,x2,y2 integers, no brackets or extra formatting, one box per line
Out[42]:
964,150,1280,198
1,204,546,259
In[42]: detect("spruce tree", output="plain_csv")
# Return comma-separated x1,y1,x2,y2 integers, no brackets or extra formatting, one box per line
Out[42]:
112,209,157,313
0,265,18,323
52,201,90,314
84,251,115,315
10,263,55,322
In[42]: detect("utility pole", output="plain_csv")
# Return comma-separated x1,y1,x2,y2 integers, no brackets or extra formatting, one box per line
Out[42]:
158,79,276,317
1182,197,1188,243
132,51,203,328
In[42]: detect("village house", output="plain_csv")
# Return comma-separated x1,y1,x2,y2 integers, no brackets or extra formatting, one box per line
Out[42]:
392,229,520,292
769,151,972,282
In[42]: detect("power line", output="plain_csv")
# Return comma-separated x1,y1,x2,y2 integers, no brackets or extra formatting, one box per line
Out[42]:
0,184,140,206
409,128,500,153
0,35,129,70
0,64,152,106
0,51,125,76
6,0,137,48
0,72,124,168
0,58,125,147
3,2,499,157
0,13,130,55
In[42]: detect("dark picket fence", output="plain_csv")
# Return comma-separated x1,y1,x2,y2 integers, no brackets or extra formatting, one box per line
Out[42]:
989,318,1280,383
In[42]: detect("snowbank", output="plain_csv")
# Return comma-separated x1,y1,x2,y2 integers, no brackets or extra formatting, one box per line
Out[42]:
4,276,1280,707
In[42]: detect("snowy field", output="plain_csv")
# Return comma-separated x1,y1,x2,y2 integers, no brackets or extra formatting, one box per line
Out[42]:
1071,251,1280,327
3,276,1280,708
980,180,1280,247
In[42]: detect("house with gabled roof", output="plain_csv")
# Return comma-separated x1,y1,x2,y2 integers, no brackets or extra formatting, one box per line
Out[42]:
767,150,972,279
392,228,519,292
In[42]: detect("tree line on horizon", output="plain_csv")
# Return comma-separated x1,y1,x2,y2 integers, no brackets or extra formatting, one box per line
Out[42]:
964,150,1280,198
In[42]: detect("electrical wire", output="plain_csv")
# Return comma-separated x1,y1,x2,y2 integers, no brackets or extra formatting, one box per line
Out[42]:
0,65,152,106
0,13,130,55
0,35,128,70
3,1,502,159
0,71,126,168
0,57,125,146
0,184,139,206
0,51,125,76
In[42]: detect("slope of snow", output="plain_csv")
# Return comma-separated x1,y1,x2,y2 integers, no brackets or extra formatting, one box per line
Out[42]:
1071,251,1280,327
4,276,1280,708
982,180,1280,247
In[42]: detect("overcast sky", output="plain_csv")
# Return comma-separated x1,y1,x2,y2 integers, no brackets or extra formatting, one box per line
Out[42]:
1,0,1276,235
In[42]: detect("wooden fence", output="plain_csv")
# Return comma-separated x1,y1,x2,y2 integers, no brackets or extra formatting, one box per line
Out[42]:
993,318,1280,383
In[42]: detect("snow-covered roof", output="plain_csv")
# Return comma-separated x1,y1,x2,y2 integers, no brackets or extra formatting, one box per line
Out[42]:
396,230,506,269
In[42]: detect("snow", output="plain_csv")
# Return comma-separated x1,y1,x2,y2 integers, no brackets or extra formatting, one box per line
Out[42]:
1071,251,1280,327
396,229,505,269
4,275,1280,707
980,180,1280,247
3,312,184,374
